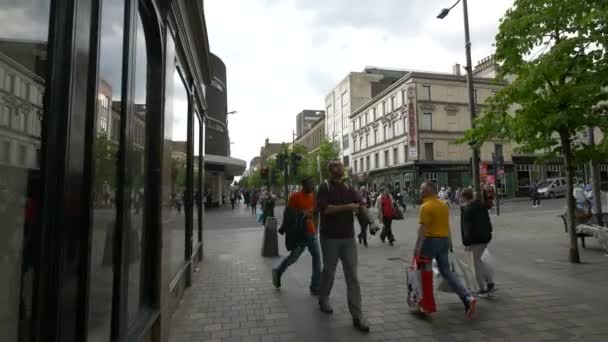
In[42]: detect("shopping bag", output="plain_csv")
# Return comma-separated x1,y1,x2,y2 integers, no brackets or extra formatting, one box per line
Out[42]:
481,248,496,279
406,260,422,310
417,257,437,313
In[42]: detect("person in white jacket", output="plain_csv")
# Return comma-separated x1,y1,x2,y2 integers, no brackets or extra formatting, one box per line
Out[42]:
573,184,587,209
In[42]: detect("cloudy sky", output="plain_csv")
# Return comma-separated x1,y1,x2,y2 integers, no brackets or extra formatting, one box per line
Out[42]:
205,0,515,166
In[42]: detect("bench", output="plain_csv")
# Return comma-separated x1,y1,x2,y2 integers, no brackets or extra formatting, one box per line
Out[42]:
559,213,608,248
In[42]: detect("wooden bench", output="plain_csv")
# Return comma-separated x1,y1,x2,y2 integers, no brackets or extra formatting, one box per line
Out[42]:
559,213,608,248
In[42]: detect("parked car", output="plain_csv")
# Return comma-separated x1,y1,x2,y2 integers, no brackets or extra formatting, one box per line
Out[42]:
536,177,568,198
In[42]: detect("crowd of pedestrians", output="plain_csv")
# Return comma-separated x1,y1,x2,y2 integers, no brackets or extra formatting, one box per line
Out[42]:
261,159,496,334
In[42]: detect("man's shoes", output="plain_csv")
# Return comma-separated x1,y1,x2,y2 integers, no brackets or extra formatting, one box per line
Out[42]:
464,296,477,320
487,283,496,295
319,301,334,314
272,269,281,289
357,234,363,245
353,317,370,333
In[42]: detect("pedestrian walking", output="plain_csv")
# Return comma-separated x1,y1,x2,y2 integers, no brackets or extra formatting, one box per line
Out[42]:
460,188,495,297
357,186,372,247
400,187,408,211
414,181,478,319
377,187,396,246
317,160,370,333
230,191,236,210
272,177,321,295
251,191,258,215
530,183,541,208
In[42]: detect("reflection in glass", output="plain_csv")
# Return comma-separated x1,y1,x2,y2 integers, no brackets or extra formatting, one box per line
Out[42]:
127,13,147,325
87,0,124,340
193,113,201,253
166,69,189,279
0,1,50,340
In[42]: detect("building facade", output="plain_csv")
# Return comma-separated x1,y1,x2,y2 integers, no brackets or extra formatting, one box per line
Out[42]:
294,113,325,153
259,138,283,167
324,68,408,168
349,66,515,195
203,53,246,207
296,109,324,138
0,1,229,341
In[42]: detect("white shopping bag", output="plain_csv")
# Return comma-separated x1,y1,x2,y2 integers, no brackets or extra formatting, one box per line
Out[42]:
406,261,422,309
481,248,496,279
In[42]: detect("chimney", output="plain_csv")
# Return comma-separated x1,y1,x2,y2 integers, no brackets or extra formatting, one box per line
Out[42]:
452,63,461,76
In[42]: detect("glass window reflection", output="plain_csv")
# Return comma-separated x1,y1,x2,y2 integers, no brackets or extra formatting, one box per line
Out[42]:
127,12,147,325
87,0,124,340
166,69,189,279
193,112,201,253
0,1,51,341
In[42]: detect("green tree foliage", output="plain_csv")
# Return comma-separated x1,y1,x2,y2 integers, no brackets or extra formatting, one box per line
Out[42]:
464,0,608,262
93,137,118,201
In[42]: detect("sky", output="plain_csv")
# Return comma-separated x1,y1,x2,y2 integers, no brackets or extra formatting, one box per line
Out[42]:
205,0,516,167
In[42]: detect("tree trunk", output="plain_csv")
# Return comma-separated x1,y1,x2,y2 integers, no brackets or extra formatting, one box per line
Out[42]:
561,133,581,263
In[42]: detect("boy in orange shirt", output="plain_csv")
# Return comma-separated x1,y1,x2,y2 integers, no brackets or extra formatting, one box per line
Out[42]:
272,177,321,295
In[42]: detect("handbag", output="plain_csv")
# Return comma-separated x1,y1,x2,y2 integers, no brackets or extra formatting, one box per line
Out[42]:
392,202,404,220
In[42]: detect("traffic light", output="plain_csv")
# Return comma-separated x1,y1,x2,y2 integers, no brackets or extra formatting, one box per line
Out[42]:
260,166,269,179
291,152,302,175
276,154,286,170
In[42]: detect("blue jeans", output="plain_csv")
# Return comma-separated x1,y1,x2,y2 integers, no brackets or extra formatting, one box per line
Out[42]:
274,235,322,291
421,237,470,304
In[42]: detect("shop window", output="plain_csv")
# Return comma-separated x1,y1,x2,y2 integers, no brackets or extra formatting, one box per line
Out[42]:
425,142,434,161
126,12,149,325
164,66,189,282
0,1,50,341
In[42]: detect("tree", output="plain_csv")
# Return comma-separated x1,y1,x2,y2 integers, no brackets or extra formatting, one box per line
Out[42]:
464,0,608,263
305,139,339,184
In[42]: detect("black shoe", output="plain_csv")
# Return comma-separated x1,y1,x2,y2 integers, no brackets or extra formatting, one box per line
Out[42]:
487,283,496,295
363,237,368,247
272,269,281,289
357,234,362,245
353,317,370,333
389,240,394,246
319,301,333,314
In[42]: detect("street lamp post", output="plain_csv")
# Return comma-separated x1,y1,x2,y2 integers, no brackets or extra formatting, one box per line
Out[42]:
437,0,481,196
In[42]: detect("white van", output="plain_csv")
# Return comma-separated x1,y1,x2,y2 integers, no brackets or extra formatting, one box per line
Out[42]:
536,178,567,198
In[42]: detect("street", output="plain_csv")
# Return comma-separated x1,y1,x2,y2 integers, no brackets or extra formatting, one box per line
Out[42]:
169,199,608,342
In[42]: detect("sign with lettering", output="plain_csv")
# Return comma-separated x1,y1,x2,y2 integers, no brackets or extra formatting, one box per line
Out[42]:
406,87,418,159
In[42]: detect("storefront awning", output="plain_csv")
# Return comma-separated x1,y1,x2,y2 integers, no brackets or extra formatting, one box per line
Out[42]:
204,154,246,176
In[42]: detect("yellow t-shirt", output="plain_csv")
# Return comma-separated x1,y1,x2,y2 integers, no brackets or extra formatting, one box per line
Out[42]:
419,196,450,238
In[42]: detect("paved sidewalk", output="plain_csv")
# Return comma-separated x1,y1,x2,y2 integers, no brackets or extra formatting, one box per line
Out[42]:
169,203,608,342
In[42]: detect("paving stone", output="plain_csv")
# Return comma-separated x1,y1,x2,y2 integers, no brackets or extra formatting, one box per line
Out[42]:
169,204,608,342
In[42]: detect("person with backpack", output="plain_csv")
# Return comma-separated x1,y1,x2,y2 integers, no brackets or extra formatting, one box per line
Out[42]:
460,188,496,297
317,160,370,333
376,187,396,246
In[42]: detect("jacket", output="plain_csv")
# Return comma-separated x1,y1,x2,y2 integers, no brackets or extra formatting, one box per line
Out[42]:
375,194,394,220
278,207,307,251
460,200,493,246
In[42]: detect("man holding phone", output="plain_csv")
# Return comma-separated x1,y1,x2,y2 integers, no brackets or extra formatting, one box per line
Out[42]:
316,160,369,333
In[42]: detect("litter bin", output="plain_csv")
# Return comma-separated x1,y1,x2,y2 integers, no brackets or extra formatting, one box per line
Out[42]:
261,216,279,257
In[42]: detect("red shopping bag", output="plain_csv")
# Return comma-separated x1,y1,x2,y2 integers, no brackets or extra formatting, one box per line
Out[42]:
417,256,437,313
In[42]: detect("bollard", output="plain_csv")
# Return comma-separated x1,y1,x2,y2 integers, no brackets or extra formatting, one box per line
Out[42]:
261,216,279,257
